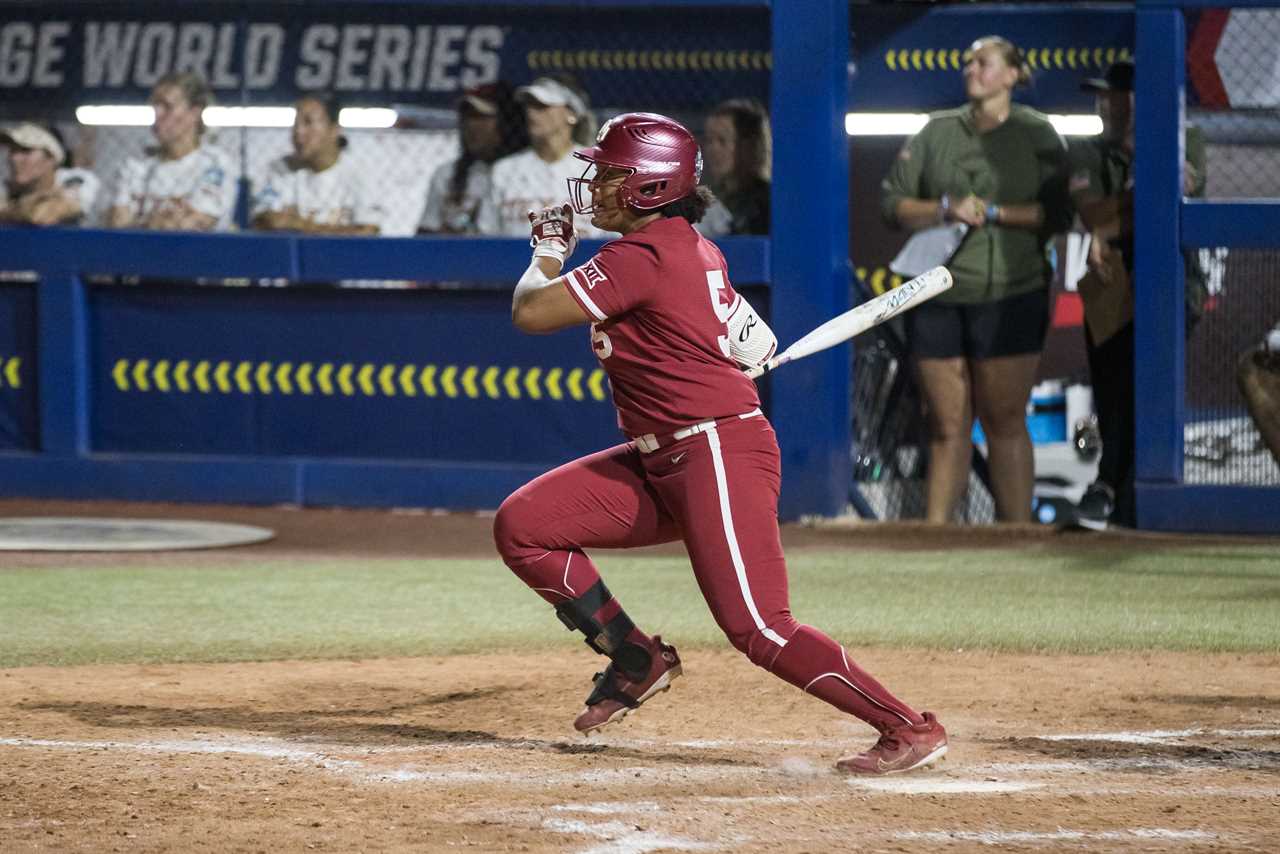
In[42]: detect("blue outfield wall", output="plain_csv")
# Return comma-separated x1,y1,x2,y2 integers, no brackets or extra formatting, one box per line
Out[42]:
0,231,771,510
0,284,39,451
2,0,1276,530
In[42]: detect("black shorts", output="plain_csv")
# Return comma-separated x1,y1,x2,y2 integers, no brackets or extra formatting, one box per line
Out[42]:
904,288,1050,360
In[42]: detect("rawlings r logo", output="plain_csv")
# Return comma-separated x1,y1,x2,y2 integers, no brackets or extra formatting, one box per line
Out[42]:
739,316,757,342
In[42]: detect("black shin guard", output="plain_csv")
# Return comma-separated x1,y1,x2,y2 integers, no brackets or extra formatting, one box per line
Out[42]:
553,579,652,679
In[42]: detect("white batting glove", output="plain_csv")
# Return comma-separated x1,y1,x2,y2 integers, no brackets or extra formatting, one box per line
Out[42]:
528,204,579,265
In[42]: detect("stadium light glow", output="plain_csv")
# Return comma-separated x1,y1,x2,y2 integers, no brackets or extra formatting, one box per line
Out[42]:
75,105,156,126
845,112,1102,137
844,113,929,136
76,105,399,129
203,107,296,128
337,108,398,129
1047,114,1104,136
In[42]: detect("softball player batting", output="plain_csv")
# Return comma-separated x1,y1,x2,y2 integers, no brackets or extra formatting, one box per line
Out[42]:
493,113,947,775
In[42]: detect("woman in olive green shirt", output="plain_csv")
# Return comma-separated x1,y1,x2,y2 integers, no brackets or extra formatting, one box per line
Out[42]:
881,36,1069,524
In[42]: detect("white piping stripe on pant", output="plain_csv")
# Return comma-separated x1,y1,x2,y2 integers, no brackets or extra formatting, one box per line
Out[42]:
562,550,578,597
803,670,915,727
703,423,788,648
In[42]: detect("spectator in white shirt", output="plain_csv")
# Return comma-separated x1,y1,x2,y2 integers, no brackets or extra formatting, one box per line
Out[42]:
479,75,610,239
107,72,236,231
1,123,100,226
252,92,384,235
418,82,527,235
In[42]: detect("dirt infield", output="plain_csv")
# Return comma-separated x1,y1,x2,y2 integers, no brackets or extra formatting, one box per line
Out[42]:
3,501,1279,852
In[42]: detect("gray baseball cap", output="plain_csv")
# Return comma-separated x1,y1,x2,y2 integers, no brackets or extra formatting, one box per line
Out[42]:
515,77,587,116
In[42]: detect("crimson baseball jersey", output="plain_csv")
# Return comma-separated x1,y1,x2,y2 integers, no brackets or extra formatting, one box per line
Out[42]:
561,217,761,437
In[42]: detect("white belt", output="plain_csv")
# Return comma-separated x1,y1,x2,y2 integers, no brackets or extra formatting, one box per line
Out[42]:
633,408,763,454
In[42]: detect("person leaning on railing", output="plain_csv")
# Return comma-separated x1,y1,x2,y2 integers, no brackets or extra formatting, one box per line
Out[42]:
105,72,235,232
880,35,1070,525
250,92,385,236
0,123,99,227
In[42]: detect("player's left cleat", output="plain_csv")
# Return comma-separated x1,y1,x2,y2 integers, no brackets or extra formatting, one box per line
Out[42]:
835,711,948,775
573,636,682,734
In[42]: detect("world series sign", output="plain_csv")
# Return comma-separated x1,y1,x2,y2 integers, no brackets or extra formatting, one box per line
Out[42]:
0,2,769,112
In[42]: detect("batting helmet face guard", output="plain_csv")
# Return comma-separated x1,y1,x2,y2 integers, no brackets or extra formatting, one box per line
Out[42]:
568,112,703,216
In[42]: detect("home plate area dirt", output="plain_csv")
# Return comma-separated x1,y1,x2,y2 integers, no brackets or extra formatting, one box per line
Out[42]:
3,649,1278,853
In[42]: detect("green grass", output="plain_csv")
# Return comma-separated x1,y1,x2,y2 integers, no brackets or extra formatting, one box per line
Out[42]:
2,546,1279,667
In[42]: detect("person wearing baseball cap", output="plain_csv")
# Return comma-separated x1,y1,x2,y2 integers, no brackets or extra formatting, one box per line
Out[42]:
1080,58,1135,151
478,74,611,238
419,82,527,234
1067,56,1208,529
1,122,100,226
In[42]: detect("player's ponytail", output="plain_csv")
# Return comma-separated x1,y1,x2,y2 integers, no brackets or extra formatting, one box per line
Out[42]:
658,185,715,224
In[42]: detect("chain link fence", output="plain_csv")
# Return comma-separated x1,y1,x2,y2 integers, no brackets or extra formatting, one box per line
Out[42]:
1182,8,1280,486
1187,7,1280,200
1184,247,1280,486
849,284,996,523
1,6,772,245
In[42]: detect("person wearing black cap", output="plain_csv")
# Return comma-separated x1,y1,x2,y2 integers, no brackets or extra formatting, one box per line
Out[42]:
418,82,527,234
1,122,100,226
1068,58,1208,529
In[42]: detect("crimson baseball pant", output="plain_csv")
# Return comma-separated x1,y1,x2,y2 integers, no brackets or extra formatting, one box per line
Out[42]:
493,414,924,734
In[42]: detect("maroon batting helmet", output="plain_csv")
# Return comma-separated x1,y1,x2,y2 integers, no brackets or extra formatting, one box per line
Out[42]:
568,112,702,215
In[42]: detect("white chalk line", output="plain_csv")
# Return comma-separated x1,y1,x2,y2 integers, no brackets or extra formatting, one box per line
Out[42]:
541,818,720,854
550,802,663,815
850,779,1043,794
1034,726,1280,745
894,828,1221,845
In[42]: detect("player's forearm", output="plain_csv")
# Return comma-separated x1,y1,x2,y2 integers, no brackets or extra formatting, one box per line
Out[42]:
512,257,565,332
317,223,379,236
1074,195,1125,232
29,195,82,226
893,197,949,231
990,202,1043,231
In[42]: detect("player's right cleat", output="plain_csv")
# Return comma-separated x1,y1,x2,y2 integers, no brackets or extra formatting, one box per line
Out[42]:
835,711,948,775
573,636,682,734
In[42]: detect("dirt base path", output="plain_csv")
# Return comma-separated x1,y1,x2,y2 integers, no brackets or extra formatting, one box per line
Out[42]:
4,650,1278,853
3,500,1278,852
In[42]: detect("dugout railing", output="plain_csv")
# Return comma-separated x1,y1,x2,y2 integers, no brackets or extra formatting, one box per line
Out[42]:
0,0,852,520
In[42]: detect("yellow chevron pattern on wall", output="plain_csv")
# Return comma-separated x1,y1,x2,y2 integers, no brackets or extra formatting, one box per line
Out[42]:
109,359,609,402
884,45,1130,72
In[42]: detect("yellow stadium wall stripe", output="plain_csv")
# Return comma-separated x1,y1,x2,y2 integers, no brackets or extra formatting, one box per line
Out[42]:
101,356,611,403
0,356,23,389
884,44,1128,72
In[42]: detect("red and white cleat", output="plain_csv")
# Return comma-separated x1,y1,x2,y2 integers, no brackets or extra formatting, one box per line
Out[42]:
835,711,948,775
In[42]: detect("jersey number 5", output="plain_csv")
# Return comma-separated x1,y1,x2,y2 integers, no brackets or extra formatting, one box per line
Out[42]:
706,270,735,359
